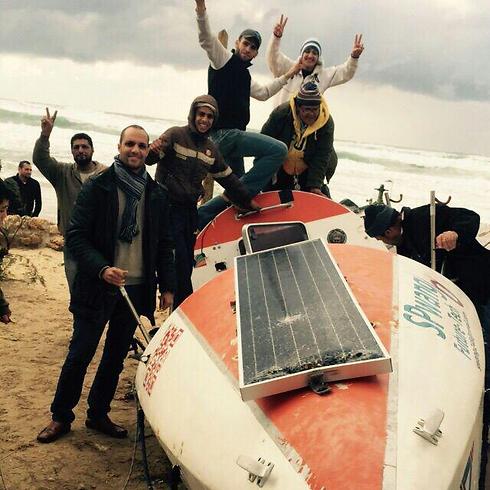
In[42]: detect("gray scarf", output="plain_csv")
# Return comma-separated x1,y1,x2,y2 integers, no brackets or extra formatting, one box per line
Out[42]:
114,157,148,243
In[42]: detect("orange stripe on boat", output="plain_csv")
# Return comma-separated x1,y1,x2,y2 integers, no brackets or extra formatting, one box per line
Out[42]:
182,244,394,489
196,191,349,249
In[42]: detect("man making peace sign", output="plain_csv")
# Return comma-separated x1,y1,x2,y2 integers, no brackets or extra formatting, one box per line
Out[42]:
33,108,106,291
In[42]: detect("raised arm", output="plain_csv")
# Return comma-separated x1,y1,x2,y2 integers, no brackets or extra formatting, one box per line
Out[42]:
251,59,302,101
266,15,296,77
195,0,231,70
32,107,64,185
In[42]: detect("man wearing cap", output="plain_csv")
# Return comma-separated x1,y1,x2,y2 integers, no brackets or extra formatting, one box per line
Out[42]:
267,14,364,106
261,82,336,197
146,95,258,307
194,0,301,229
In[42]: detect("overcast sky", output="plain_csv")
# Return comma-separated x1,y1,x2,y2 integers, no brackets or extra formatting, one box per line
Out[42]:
1,0,489,155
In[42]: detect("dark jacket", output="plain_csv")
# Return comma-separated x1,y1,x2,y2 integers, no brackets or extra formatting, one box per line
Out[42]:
5,175,42,216
66,165,176,321
398,204,490,304
146,95,251,208
261,101,336,189
208,53,252,131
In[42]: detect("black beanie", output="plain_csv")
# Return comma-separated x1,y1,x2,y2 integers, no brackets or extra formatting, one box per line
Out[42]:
364,204,399,237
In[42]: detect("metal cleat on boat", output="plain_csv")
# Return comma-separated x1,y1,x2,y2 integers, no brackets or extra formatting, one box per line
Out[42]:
236,455,274,487
413,408,444,445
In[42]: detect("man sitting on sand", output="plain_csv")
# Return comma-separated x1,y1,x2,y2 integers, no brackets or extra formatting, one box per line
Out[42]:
37,125,176,443
32,108,106,292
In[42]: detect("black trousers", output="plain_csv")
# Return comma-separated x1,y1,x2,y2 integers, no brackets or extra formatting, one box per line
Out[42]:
50,285,145,424
170,204,198,309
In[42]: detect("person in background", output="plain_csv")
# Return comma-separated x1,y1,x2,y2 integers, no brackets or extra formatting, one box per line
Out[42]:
0,179,14,324
5,161,42,217
36,125,176,443
194,0,301,229
261,82,336,197
266,14,364,106
364,202,490,489
147,95,258,307
32,108,106,292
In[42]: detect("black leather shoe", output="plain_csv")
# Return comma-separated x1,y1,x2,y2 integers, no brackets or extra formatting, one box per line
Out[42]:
37,421,71,443
85,416,128,439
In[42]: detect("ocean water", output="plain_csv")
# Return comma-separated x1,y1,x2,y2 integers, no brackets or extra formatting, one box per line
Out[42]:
1,97,489,224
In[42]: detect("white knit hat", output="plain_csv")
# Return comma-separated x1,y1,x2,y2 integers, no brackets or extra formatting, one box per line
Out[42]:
300,38,323,64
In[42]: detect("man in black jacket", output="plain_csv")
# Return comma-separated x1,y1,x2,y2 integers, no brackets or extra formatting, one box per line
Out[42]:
364,202,490,488
5,161,42,216
364,203,490,321
37,125,176,443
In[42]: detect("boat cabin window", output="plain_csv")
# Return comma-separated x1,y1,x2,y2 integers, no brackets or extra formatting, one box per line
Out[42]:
242,222,309,254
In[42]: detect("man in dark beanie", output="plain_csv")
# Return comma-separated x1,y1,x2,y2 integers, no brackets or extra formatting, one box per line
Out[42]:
364,201,490,331
365,201,490,486
261,81,337,196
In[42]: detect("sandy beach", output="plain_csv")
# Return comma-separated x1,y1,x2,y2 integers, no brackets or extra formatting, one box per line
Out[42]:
0,246,173,490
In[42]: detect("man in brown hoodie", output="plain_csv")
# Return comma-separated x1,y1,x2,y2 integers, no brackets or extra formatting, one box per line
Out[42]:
146,95,258,307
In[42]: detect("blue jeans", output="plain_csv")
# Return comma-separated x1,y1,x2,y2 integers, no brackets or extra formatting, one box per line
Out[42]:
50,285,144,424
198,129,287,229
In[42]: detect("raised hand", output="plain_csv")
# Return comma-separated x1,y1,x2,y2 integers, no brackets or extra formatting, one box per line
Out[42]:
195,0,206,15
273,14,288,38
351,34,364,59
41,107,58,138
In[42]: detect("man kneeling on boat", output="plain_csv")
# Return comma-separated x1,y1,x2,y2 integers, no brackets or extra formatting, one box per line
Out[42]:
37,125,176,443
261,82,336,197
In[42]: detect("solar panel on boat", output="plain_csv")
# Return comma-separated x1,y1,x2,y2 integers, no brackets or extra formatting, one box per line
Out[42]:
235,238,391,400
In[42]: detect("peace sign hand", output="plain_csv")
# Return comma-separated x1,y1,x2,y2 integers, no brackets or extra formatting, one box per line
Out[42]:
273,14,288,38
41,107,58,138
351,34,364,59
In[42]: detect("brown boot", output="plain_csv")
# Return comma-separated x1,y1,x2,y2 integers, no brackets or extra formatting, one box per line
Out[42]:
37,421,71,443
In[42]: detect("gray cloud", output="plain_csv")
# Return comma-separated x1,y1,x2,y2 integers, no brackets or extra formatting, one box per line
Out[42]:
1,0,489,101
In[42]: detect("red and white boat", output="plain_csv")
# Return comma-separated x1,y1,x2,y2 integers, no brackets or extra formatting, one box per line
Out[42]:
135,191,484,489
